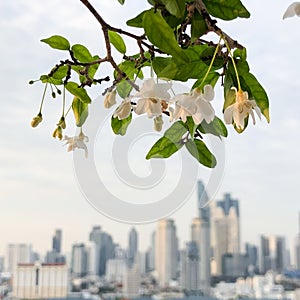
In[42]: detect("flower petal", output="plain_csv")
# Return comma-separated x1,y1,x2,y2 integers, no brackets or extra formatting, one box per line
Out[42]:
203,84,214,102
223,104,235,124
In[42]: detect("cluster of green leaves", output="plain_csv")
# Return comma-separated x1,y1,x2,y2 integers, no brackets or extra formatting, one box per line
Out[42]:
32,0,270,168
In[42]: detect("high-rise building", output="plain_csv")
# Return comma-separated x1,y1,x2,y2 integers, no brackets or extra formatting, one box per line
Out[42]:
52,229,62,253
210,193,240,276
123,259,140,298
295,212,300,269
0,256,4,272
180,241,200,294
147,231,156,272
106,258,126,283
71,243,87,277
6,244,32,273
89,226,115,276
155,219,178,287
259,235,287,274
45,229,65,264
128,227,138,267
86,241,99,276
12,262,68,299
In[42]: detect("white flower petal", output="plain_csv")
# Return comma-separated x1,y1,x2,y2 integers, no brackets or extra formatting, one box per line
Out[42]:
203,84,214,102
283,2,300,19
223,104,235,124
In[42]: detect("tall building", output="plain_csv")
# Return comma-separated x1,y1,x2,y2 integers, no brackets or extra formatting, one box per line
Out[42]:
45,229,65,264
12,262,68,299
6,244,32,273
52,229,62,253
155,219,178,287
147,231,156,272
123,258,140,298
128,227,138,267
210,193,240,276
180,241,200,294
0,256,4,272
86,241,99,276
89,226,115,276
259,235,287,274
71,243,87,277
295,212,300,269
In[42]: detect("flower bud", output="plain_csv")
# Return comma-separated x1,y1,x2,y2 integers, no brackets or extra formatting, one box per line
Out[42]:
58,117,66,129
52,126,63,140
104,90,117,109
31,113,43,128
154,115,163,132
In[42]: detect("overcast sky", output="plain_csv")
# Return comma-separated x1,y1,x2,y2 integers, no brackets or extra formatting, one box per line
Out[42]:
1,0,300,262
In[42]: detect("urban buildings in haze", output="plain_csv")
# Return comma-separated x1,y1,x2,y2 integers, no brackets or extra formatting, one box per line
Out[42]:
127,227,138,267
155,219,178,287
6,244,32,273
210,193,241,276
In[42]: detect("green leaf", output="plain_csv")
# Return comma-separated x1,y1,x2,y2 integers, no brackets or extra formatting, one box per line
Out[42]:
158,59,208,81
160,0,186,18
185,117,197,138
51,66,69,80
185,139,217,168
192,71,220,89
198,116,228,137
65,82,91,104
240,73,270,122
146,136,183,159
203,0,250,20
234,48,247,61
72,97,88,127
71,44,93,62
41,35,70,50
88,55,100,79
164,120,188,140
117,0,125,4
108,31,126,54
40,75,63,85
152,57,172,75
143,9,188,62
116,80,132,99
127,10,149,28
146,121,188,159
111,114,132,135
191,10,207,41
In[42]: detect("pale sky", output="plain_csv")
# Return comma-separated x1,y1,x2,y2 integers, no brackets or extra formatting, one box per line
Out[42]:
1,0,300,262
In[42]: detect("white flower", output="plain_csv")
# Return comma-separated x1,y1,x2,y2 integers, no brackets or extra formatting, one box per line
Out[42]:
134,78,172,118
104,90,116,109
63,131,89,158
283,2,300,19
223,87,261,130
171,84,215,125
113,97,132,120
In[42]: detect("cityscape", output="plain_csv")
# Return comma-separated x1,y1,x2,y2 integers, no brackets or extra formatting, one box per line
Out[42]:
0,181,300,300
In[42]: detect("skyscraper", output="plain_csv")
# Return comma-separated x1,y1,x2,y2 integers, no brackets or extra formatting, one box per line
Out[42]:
259,235,287,274
71,243,87,277
155,219,178,287
52,229,62,253
180,241,200,294
128,227,138,267
46,229,65,264
295,212,300,269
89,225,115,276
6,244,32,273
192,180,211,295
210,193,240,275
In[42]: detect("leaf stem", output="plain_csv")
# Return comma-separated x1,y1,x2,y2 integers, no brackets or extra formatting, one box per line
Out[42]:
197,35,222,90
223,38,241,90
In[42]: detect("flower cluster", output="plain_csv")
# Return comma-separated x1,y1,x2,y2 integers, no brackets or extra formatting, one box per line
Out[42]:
107,78,217,131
